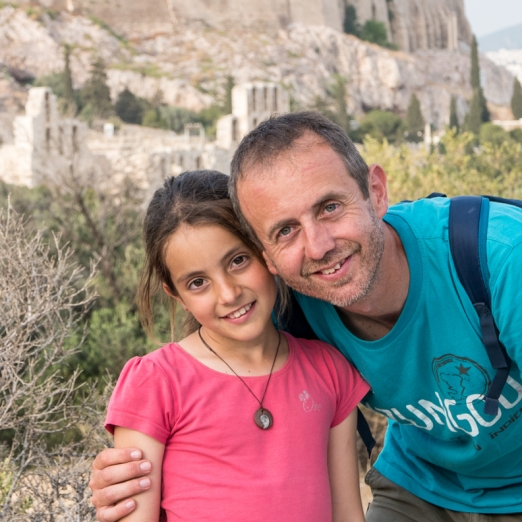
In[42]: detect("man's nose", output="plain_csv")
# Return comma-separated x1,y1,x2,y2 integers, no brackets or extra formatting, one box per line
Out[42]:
302,223,336,260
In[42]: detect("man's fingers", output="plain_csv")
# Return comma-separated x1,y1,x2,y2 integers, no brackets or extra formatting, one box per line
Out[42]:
90,459,152,491
96,498,137,522
91,476,151,511
93,447,143,471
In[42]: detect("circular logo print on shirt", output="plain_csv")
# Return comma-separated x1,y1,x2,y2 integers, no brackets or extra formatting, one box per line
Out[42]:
432,355,490,404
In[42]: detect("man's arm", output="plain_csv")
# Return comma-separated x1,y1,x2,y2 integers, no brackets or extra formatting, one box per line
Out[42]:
89,447,153,522
328,409,365,522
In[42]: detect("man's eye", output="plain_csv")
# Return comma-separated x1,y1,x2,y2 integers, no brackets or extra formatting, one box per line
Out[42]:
324,203,338,213
279,226,292,236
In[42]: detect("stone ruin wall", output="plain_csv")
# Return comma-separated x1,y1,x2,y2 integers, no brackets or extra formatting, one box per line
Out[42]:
17,0,472,52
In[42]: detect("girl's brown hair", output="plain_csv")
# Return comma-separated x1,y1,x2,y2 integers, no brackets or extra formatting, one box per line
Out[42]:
137,170,287,341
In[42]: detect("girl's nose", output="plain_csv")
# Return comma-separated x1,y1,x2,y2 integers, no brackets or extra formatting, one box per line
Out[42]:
216,277,242,304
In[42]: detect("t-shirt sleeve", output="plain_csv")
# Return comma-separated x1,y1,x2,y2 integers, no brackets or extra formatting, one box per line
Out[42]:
105,356,176,444
316,340,370,428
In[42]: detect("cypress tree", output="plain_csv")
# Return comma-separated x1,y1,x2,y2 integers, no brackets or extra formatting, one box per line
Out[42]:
479,87,490,123
470,35,480,91
62,44,76,115
406,93,424,142
331,74,349,132
470,35,490,123
449,96,459,132
511,77,522,119
80,56,113,119
343,4,360,36
466,89,482,135
223,75,234,114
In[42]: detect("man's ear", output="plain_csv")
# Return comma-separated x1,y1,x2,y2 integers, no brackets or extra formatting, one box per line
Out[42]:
162,283,188,311
262,251,279,276
368,164,389,218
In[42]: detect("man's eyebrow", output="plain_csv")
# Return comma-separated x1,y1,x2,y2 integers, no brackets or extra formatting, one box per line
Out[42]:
266,192,344,241
175,244,243,285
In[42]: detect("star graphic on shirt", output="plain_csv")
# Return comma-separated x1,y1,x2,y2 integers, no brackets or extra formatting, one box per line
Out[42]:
457,363,471,375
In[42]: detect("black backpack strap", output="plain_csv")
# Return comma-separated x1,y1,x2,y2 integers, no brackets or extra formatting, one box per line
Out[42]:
283,291,376,457
449,196,511,415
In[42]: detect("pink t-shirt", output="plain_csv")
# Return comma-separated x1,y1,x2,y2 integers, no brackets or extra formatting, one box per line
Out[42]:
105,332,369,521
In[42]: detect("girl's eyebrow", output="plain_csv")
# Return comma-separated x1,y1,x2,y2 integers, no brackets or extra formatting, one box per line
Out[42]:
174,243,246,285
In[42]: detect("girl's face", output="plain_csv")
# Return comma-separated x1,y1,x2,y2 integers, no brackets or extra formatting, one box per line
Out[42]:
163,224,277,345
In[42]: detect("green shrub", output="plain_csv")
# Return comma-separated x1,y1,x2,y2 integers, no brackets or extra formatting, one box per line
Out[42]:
354,110,405,144
479,122,512,146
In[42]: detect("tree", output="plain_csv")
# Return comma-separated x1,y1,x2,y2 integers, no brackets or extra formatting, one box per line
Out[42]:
355,109,405,144
470,35,481,92
223,75,235,114
469,35,490,123
160,106,199,133
479,122,513,146
80,56,113,119
449,96,459,132
360,19,387,47
360,131,522,205
61,44,77,116
343,4,360,36
464,89,483,136
115,88,144,124
510,128,522,144
142,108,168,129
329,74,349,132
405,94,424,142
0,205,108,520
511,77,522,119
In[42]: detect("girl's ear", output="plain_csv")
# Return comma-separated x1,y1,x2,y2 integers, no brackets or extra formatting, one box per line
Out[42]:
162,282,175,298
162,282,188,311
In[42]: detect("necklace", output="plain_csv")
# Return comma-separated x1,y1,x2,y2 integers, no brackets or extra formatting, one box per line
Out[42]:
198,328,281,430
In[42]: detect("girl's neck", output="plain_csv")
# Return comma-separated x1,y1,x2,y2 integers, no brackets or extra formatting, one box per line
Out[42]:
178,324,288,377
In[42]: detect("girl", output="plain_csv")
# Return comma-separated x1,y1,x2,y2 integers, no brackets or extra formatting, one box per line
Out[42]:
105,170,369,521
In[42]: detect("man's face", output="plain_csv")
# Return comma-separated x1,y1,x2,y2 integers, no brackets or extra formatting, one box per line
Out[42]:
237,134,389,309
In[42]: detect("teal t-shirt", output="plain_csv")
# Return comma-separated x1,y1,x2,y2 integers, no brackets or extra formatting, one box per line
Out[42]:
295,197,522,513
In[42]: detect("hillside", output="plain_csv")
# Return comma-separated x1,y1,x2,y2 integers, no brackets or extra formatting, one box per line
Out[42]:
479,23,522,52
0,4,514,132
13,0,472,53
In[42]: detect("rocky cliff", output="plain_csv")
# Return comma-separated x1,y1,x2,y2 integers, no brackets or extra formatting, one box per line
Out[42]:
0,5,513,132
15,0,472,53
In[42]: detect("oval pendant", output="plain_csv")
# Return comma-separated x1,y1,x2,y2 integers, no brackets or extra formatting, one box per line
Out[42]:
254,408,273,430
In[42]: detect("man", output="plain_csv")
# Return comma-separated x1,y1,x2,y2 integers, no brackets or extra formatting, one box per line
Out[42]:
90,112,522,521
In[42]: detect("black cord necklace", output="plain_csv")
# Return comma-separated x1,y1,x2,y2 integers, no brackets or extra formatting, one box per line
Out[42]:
198,327,281,430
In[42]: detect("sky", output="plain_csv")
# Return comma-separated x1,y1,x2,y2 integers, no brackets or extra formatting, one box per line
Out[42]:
464,0,522,37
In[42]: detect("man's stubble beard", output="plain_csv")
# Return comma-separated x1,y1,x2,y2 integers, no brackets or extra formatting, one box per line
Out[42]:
272,208,385,308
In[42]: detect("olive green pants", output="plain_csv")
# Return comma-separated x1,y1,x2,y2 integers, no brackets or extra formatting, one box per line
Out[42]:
365,468,522,522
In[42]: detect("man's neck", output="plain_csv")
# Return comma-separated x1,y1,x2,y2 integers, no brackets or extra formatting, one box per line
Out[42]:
337,223,409,341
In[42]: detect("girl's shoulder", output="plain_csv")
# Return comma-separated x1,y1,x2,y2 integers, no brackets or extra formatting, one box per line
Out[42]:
120,342,201,380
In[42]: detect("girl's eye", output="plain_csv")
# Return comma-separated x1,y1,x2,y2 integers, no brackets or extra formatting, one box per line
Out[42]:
231,255,247,267
188,278,206,290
